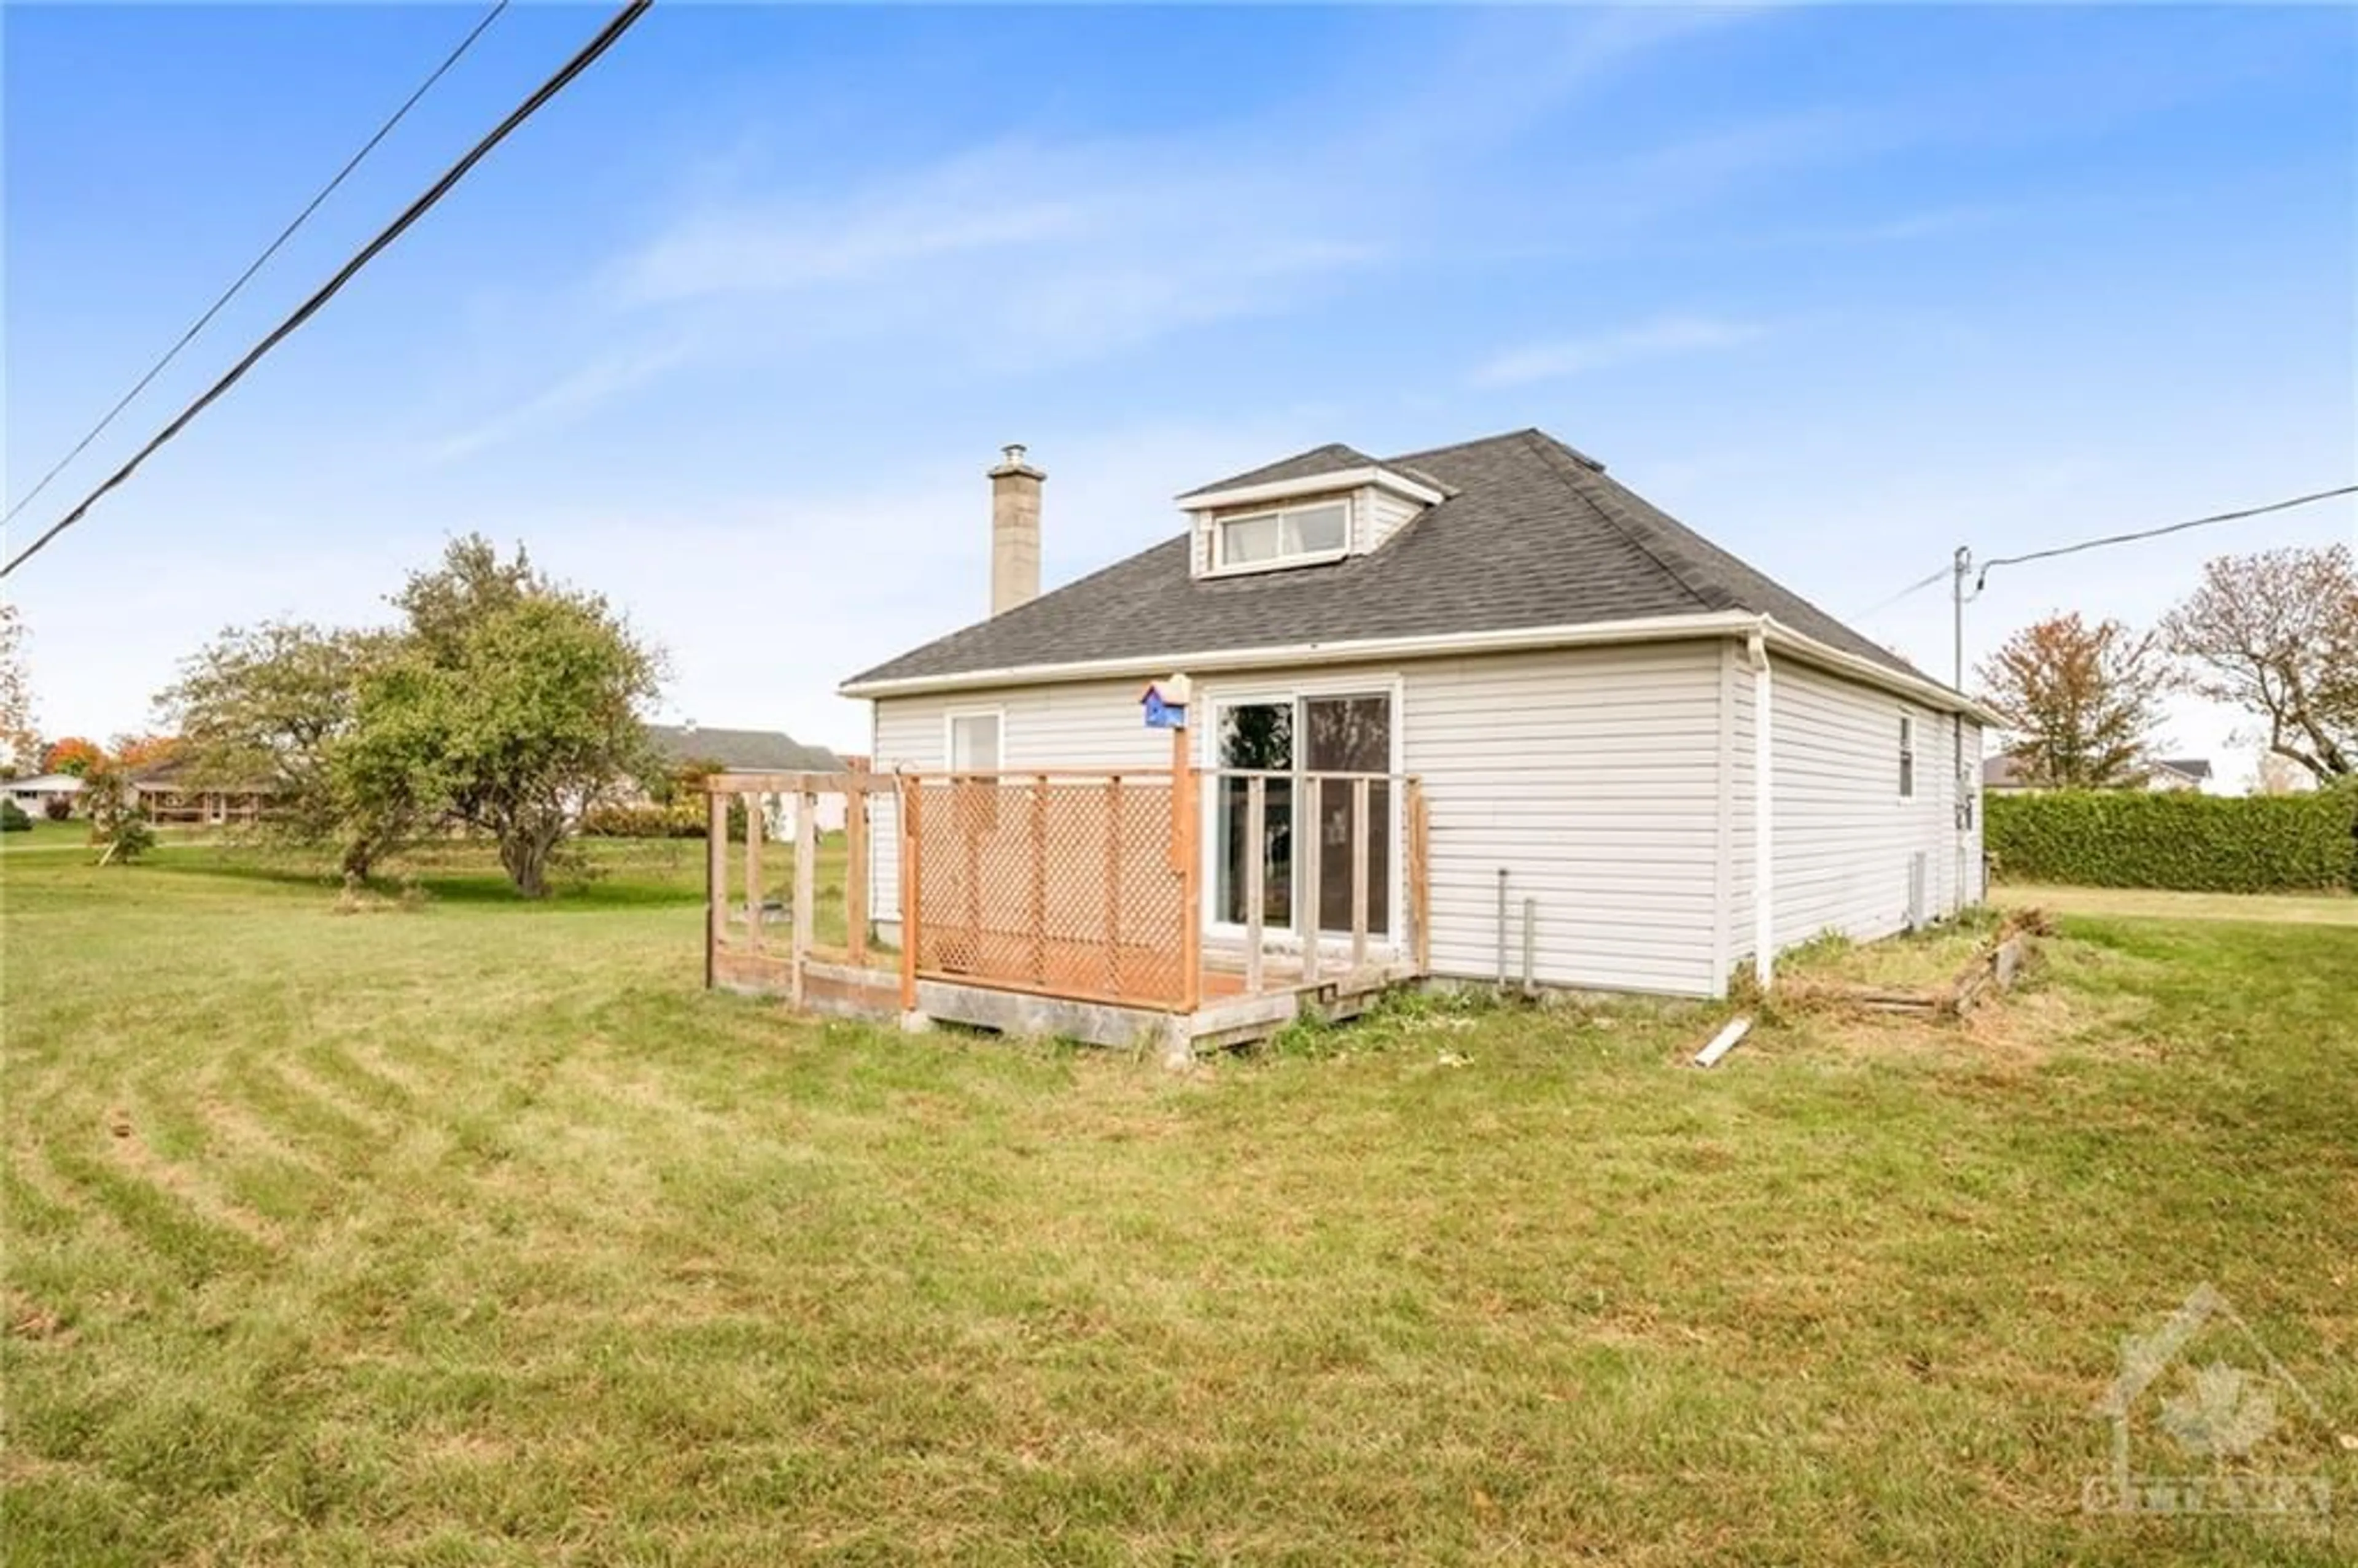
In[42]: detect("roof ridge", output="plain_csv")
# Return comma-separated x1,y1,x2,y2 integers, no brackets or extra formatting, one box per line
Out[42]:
1517,432,1730,616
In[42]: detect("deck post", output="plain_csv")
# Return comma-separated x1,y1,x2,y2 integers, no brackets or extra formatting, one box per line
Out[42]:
743,789,764,953
793,788,817,1006
1244,775,1266,995
1408,781,1431,974
706,787,728,981
899,775,921,1013
1175,726,1200,1012
1302,775,1324,987
846,769,870,967
1350,777,1371,972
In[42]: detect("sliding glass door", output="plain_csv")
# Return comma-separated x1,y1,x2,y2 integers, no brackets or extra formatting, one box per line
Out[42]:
1304,694,1391,939
1212,689,1393,941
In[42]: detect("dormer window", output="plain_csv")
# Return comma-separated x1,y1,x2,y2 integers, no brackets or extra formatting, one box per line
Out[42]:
1180,457,1449,581
1216,501,1349,569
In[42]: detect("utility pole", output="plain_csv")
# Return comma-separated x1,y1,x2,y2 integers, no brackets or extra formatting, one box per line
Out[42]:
1951,544,1971,690
1951,544,1972,914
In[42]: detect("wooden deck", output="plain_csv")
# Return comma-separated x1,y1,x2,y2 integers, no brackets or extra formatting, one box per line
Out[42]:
702,762,1430,1062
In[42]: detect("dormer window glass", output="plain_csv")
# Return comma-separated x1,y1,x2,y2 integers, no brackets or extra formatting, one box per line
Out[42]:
1216,501,1348,569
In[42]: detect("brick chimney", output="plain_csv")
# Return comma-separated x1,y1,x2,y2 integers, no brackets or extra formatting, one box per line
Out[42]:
988,443,1044,616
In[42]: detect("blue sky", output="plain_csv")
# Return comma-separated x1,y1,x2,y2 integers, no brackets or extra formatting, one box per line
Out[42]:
6,4,2353,783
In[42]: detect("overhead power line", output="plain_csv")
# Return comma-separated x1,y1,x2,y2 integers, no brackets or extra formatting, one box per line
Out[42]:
1847,564,1951,621
1972,483,2358,590
1850,481,2358,621
2,0,510,529
1,0,652,581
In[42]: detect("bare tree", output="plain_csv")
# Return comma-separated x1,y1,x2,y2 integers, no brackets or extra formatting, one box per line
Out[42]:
2162,545,2357,783
1975,612,2167,788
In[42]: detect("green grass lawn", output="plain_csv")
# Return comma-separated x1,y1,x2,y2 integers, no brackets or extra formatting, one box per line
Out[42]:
5,843,2355,1564
1993,882,2358,927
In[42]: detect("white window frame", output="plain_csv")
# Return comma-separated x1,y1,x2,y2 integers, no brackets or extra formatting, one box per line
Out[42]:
1204,497,1353,578
1195,673,1407,953
943,706,1005,777
1898,711,1916,800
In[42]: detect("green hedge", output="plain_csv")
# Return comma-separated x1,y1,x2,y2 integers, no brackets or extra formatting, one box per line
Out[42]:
1985,788,2358,893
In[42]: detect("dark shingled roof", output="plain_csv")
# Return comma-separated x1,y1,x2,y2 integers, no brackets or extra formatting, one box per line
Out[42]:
1175,442,1380,499
644,724,841,773
849,429,1930,689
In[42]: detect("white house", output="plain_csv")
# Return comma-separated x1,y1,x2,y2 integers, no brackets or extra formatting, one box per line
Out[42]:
2,773,82,815
841,432,1995,1000
642,723,849,836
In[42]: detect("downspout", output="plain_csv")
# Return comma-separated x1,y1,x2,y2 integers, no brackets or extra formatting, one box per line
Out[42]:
1746,623,1775,991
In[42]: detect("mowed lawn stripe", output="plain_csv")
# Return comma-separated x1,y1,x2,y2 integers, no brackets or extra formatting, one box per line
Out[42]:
3,840,2354,1564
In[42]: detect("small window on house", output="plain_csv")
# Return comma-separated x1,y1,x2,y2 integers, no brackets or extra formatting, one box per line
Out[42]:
948,711,1002,833
1216,501,1348,569
949,712,1001,775
1898,713,1916,799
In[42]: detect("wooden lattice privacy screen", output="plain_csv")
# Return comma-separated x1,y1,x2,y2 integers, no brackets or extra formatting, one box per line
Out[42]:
904,770,1200,1011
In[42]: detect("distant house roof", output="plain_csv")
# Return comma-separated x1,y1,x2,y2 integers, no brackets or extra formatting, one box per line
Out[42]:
644,724,842,774
4,772,84,793
1983,755,2214,789
130,755,264,790
846,428,1947,699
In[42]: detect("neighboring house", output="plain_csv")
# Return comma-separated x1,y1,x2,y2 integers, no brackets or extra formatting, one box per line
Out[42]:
2,773,83,815
1982,755,2213,794
129,758,272,825
841,431,1997,1001
642,723,850,836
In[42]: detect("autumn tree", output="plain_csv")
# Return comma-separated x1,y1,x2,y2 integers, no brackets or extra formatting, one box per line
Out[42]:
110,732,182,770
1975,612,2167,788
41,736,104,777
2162,545,2357,783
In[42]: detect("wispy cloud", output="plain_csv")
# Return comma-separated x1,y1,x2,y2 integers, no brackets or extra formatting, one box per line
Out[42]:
426,336,698,464
1469,315,1772,388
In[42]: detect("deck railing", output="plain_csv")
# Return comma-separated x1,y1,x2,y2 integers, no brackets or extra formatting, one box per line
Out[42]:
709,763,1430,1019
902,768,1200,1011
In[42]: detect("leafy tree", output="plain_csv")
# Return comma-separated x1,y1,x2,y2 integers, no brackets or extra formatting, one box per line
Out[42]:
42,736,104,777
157,621,419,877
0,602,36,773
375,537,661,898
154,537,661,897
1975,612,2167,788
2163,545,2358,783
80,762,153,862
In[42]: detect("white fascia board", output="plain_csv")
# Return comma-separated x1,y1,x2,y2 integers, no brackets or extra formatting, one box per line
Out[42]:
1178,466,1447,514
840,608,2005,718
838,611,1762,699
1757,621,2003,726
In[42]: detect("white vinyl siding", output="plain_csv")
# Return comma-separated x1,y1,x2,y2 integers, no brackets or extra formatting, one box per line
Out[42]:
1362,486,1425,553
1752,660,1967,953
864,637,1983,997
1402,642,1727,996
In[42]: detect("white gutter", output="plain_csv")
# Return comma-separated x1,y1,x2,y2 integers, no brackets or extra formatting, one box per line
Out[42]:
839,610,1764,698
842,610,2003,723
1746,622,1775,991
